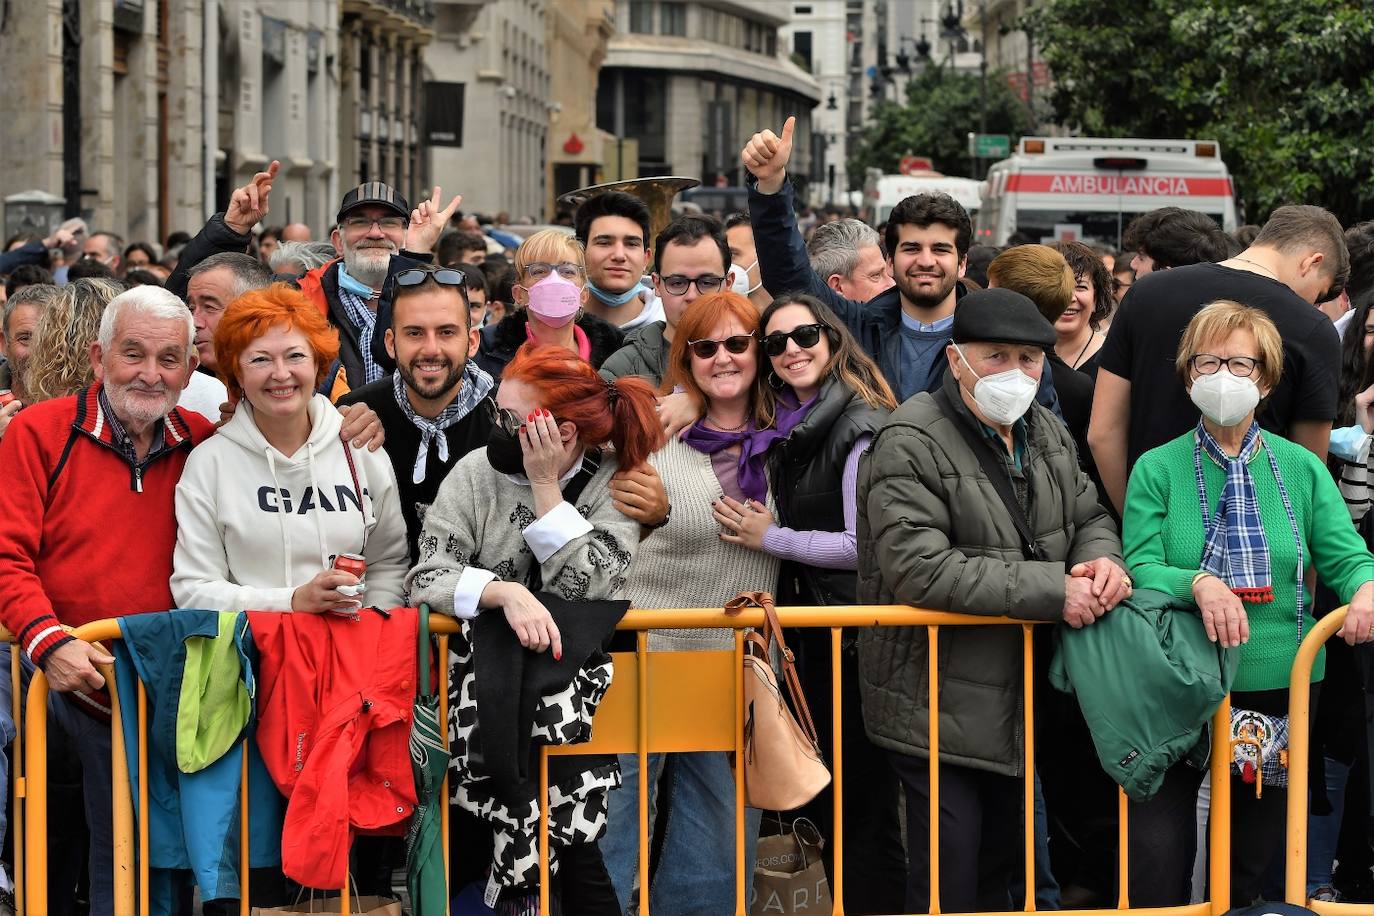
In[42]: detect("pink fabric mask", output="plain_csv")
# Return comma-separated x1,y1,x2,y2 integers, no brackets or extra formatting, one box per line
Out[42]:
524,272,582,327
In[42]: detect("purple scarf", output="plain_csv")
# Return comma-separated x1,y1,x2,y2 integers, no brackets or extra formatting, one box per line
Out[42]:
680,393,816,503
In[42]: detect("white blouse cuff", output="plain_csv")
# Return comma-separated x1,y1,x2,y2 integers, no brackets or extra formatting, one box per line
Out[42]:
522,501,594,564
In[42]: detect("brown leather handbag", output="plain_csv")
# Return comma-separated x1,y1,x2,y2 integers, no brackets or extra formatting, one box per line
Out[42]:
726,592,831,810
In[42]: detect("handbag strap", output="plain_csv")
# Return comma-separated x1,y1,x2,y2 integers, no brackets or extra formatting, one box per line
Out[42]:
726,591,822,751
933,386,1046,561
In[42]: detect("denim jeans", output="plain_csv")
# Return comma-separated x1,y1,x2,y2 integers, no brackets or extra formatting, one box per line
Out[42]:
602,751,761,915
1306,757,1350,893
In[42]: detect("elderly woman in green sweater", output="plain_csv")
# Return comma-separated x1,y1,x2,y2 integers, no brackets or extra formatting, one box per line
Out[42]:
1122,298,1374,908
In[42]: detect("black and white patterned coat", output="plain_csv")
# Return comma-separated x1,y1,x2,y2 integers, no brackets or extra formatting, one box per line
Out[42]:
446,622,621,889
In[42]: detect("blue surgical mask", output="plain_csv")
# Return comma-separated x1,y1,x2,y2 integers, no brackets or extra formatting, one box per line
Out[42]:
337,264,377,299
586,277,649,308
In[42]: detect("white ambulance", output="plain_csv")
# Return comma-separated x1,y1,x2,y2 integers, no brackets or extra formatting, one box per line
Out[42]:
975,137,1238,249
863,171,986,225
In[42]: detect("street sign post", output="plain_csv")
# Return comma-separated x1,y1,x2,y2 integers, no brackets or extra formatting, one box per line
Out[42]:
974,134,1011,159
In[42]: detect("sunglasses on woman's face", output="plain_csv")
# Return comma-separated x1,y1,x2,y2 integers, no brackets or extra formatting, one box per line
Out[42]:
687,334,755,360
483,399,526,436
761,323,827,358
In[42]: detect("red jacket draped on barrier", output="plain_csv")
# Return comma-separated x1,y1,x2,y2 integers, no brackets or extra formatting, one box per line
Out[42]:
249,606,419,889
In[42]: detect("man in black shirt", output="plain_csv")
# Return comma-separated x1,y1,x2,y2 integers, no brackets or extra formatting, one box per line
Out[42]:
1089,204,1349,511
337,266,496,562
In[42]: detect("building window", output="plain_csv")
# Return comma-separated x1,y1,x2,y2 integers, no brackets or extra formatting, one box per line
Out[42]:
629,1,653,34
793,31,812,70
795,5,812,13
661,2,686,36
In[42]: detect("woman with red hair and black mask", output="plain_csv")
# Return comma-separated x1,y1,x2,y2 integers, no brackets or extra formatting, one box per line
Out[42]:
406,342,662,913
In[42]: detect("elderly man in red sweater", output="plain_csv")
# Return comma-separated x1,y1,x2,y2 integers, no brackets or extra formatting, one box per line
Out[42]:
0,284,213,915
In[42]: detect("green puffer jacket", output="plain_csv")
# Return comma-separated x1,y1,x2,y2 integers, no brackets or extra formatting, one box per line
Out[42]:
598,320,670,386
1049,588,1238,801
856,372,1122,776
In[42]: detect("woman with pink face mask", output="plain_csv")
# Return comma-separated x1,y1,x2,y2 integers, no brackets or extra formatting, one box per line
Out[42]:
474,229,628,380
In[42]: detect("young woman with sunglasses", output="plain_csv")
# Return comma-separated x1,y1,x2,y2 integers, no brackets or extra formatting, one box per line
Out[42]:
601,290,798,914
733,292,906,912
405,343,662,912
474,229,626,380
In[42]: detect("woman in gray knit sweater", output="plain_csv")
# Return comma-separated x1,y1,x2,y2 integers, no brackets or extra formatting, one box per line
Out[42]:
405,343,662,912
602,291,800,915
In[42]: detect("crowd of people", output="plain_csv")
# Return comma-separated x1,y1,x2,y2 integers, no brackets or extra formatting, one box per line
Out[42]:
0,116,1370,916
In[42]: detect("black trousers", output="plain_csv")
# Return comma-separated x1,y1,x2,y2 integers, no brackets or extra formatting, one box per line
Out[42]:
791,629,906,915
886,752,1025,914
450,807,619,915
1127,685,1318,908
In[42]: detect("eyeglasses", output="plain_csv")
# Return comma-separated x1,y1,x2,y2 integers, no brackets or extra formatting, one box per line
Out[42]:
761,323,827,358
483,399,526,437
687,334,755,360
524,261,584,281
342,215,407,233
1190,354,1261,378
661,274,726,296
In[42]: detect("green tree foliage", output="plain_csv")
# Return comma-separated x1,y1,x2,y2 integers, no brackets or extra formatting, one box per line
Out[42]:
847,64,1032,185
1027,0,1374,225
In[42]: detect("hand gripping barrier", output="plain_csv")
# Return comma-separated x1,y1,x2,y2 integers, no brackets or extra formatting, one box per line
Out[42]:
1283,605,1366,916
16,607,1243,916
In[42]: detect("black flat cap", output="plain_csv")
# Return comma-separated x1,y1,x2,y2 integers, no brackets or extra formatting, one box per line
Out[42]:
337,181,410,224
952,288,1057,347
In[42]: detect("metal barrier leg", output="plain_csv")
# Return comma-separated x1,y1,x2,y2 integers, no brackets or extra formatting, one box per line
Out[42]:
734,630,746,916
103,661,137,916
637,631,649,916
11,643,23,916
928,625,941,916
138,682,149,916
1209,697,1232,915
22,670,47,916
1117,787,1130,909
830,626,844,916
1022,625,1036,913
240,742,250,916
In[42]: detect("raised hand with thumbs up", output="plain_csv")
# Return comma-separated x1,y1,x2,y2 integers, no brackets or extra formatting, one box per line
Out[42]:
741,116,796,196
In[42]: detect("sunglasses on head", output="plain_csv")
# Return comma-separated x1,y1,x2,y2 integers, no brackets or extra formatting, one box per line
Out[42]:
687,334,755,360
393,267,468,289
761,323,827,358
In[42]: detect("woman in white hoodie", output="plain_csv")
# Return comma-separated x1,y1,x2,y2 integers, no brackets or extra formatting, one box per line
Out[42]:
172,284,408,612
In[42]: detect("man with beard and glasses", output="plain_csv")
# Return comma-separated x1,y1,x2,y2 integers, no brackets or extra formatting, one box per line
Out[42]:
0,285,214,916
335,266,496,561
742,119,1062,414
297,183,459,393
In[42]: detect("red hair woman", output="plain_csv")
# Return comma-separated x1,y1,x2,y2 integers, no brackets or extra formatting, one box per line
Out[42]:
405,342,662,910
172,283,410,613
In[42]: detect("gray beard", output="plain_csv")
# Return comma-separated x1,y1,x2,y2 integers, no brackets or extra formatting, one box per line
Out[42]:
342,248,393,289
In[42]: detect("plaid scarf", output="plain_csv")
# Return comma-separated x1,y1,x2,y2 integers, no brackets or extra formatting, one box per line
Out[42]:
337,266,383,384
1194,420,1274,603
391,362,494,484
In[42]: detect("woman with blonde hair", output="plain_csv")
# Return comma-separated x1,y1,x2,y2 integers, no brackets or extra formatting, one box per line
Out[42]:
474,228,625,379
1122,299,1374,906
22,278,123,402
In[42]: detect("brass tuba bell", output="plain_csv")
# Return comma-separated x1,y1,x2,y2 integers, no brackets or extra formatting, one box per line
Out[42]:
557,177,701,243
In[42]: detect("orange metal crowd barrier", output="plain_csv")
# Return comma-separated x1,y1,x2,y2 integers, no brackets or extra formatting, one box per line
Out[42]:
1284,605,1365,916
16,607,1246,916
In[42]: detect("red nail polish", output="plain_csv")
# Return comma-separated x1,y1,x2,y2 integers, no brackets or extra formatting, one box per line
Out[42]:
527,412,535,422
554,650,562,661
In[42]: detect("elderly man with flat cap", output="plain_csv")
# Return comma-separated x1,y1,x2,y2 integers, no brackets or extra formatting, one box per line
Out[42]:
855,287,1129,913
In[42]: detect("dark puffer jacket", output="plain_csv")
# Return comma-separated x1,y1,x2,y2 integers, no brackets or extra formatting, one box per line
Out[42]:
475,310,625,381
856,370,1121,776
598,320,670,387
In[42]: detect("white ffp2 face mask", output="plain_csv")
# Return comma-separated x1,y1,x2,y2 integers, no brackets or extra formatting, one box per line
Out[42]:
728,261,761,297
954,344,1039,425
1190,370,1261,428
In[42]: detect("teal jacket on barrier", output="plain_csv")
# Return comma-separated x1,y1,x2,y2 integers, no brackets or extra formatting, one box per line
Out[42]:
1049,589,1239,802
112,609,284,916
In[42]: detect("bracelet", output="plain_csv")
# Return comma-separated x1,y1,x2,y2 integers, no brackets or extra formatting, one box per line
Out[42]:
1191,572,1212,588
